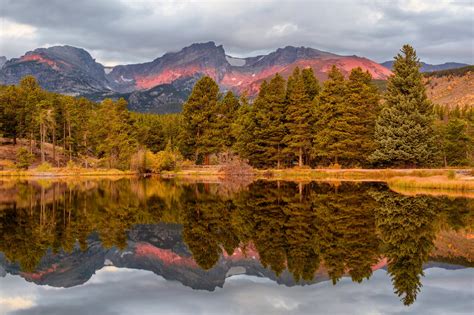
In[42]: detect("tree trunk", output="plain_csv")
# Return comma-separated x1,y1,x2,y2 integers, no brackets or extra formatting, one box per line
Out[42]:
299,147,303,167
84,133,88,169
298,182,303,202
68,120,72,161
40,124,45,163
52,127,56,166
30,132,33,154
63,122,66,152
194,129,201,164
277,144,281,169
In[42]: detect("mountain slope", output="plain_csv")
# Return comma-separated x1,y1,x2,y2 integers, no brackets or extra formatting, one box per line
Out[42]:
424,65,474,108
109,42,391,97
0,56,6,68
381,60,469,73
0,45,110,95
0,43,391,113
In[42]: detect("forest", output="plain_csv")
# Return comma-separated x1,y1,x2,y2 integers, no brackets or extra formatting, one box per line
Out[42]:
0,44,472,171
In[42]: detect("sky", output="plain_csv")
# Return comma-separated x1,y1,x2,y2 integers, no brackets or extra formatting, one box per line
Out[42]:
1,267,473,314
0,0,473,66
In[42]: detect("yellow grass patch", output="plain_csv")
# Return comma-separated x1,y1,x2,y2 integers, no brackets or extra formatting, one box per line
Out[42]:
388,175,474,192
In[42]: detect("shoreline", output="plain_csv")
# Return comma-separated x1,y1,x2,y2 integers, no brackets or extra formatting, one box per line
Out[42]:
1,167,472,190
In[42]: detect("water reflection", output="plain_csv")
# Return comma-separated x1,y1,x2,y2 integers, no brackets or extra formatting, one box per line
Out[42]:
0,178,472,306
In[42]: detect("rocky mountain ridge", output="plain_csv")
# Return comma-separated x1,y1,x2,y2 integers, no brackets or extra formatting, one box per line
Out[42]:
1,43,470,113
0,42,391,112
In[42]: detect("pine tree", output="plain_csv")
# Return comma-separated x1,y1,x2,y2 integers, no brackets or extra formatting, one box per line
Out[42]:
443,118,472,166
250,74,287,168
344,67,380,165
284,67,316,167
92,98,138,169
370,45,436,167
211,91,240,152
313,66,349,165
372,190,437,305
301,68,320,101
263,74,287,168
181,76,220,164
232,95,258,163
0,86,21,144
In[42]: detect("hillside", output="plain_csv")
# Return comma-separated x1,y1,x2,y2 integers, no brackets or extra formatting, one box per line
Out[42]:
424,66,474,108
381,60,469,72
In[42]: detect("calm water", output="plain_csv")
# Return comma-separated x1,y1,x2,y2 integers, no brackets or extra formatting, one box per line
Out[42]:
0,178,472,315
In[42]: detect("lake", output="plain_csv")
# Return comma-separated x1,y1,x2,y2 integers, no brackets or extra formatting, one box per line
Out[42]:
0,178,472,315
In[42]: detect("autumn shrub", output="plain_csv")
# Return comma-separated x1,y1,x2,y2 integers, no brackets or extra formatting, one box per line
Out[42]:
130,148,155,173
16,148,34,170
148,143,183,173
36,162,52,172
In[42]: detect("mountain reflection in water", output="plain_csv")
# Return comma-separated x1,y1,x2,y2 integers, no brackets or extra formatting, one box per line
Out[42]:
0,178,472,308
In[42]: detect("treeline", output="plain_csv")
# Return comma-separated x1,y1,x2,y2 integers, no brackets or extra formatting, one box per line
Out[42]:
423,65,474,78
0,77,182,170
181,44,473,168
1,44,472,170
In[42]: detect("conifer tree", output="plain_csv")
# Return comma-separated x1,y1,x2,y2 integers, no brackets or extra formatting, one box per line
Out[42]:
372,190,437,305
301,68,320,101
443,118,472,166
263,74,287,168
250,74,287,168
232,95,259,163
284,67,316,167
370,45,436,167
181,76,220,164
344,67,380,165
92,98,138,169
211,91,240,152
313,66,349,165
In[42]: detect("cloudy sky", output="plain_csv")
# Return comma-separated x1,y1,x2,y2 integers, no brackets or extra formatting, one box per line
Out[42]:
1,267,473,314
0,0,473,66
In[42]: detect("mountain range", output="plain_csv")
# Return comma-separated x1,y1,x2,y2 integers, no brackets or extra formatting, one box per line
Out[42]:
0,42,468,113
380,60,469,73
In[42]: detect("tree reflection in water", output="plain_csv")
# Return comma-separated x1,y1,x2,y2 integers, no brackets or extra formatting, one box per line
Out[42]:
0,178,472,305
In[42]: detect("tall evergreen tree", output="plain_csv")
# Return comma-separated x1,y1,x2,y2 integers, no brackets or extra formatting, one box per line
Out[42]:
313,66,349,165
370,45,436,167
372,190,437,305
284,67,317,167
344,67,380,165
210,91,240,152
232,94,259,163
91,98,138,169
443,118,472,166
301,68,320,101
247,74,287,168
181,76,220,164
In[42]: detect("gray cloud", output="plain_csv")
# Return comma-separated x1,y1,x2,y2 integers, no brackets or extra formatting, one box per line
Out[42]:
0,267,473,315
0,0,472,65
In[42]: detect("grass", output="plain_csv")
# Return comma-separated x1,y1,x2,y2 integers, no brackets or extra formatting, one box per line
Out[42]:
387,175,474,191
389,185,474,198
257,168,451,181
0,167,136,177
